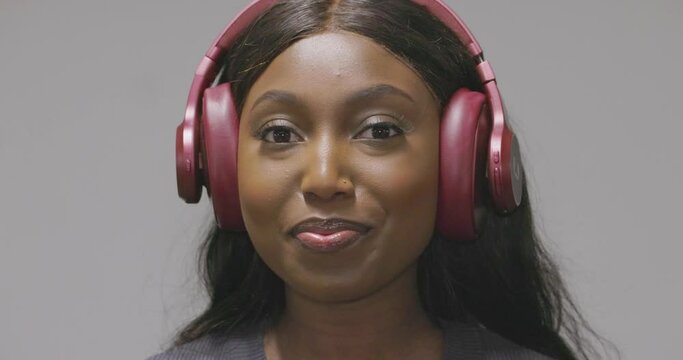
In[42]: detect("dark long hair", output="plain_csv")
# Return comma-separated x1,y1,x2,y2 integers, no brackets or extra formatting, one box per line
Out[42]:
175,1,609,359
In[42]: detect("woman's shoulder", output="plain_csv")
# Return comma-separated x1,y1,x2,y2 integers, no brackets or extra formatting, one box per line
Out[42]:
145,328,264,360
440,320,555,360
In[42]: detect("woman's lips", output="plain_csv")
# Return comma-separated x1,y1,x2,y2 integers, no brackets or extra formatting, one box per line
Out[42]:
294,230,363,252
288,217,372,252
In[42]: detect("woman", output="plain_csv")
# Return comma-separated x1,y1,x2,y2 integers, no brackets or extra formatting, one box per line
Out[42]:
153,0,603,359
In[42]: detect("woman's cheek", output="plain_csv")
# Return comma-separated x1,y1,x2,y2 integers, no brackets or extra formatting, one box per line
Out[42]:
238,151,292,234
365,141,439,243
358,141,438,205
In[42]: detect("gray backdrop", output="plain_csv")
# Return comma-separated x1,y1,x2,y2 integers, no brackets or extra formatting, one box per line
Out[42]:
1,0,680,359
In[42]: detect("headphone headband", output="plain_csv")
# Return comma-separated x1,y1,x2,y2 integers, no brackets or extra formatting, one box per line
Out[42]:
201,0,487,83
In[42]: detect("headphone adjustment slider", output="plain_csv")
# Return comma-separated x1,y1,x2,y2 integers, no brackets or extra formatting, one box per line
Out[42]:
475,60,496,84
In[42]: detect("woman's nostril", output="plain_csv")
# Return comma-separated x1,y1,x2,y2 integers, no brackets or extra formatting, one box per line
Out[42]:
302,177,353,202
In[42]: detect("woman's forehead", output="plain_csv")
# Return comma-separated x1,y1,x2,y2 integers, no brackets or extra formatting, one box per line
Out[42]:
242,30,436,111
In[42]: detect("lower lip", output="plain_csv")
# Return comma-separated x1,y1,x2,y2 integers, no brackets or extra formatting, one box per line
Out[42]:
294,230,363,252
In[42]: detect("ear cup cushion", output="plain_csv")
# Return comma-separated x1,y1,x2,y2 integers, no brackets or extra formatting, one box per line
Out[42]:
437,88,490,241
202,83,245,230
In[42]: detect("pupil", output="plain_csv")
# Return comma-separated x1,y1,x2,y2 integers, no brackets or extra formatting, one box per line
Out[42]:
273,129,290,143
372,125,390,139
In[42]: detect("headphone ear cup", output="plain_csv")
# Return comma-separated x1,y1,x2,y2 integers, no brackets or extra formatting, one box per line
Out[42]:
437,88,491,241
201,83,245,230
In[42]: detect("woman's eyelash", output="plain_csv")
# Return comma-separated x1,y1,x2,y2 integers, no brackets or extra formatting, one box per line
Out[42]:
355,121,405,139
258,125,301,143
355,113,409,139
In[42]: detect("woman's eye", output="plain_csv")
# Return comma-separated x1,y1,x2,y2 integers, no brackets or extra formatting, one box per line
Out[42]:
355,122,405,140
259,126,302,144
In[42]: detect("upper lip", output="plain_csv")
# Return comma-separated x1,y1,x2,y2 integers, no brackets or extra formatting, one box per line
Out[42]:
289,217,372,236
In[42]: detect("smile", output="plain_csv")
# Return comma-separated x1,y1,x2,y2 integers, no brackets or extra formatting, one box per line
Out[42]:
288,217,372,252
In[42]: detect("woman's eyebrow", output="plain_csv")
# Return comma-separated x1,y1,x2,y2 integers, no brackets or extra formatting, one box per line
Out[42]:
250,90,302,112
249,84,415,112
345,84,415,105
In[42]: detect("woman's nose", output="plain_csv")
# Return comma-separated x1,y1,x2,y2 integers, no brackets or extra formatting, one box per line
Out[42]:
300,136,354,201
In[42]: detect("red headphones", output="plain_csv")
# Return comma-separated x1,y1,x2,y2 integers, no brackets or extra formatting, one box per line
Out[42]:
175,0,524,241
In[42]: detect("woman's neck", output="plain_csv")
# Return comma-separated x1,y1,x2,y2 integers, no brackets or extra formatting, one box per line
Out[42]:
263,264,443,360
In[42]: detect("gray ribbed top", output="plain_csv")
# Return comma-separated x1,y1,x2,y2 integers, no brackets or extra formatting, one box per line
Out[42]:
147,320,554,359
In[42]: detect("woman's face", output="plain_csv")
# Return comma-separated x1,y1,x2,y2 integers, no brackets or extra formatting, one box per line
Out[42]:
238,31,441,302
